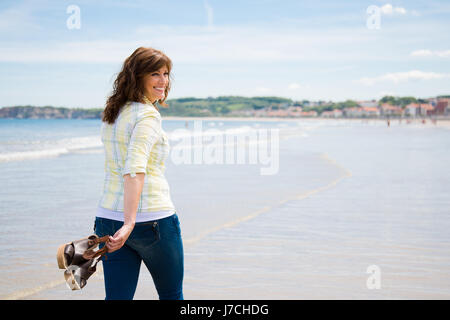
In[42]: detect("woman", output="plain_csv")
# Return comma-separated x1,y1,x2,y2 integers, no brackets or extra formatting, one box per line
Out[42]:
94,47,184,300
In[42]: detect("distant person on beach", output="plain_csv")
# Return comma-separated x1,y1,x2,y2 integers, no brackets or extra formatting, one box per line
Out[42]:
95,47,183,300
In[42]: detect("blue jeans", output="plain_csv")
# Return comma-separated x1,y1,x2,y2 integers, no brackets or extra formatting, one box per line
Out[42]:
94,213,184,300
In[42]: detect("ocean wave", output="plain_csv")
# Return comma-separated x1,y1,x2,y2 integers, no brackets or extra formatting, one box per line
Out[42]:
0,125,308,163
166,124,306,141
0,135,102,163
167,125,258,141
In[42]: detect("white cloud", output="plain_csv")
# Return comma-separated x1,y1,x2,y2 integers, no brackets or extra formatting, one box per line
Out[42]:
358,70,449,86
0,12,440,67
381,4,408,15
436,51,450,58
410,49,433,57
411,49,450,58
288,83,302,90
287,83,311,91
0,24,375,64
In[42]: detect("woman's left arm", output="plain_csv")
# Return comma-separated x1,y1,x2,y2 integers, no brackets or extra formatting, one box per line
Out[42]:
106,172,145,253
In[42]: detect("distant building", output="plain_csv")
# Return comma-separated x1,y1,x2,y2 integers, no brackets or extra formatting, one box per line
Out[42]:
287,106,303,117
419,104,434,116
362,107,380,117
321,109,343,118
343,107,363,118
333,109,343,117
251,96,448,119
266,109,289,117
300,111,318,117
252,108,268,117
427,98,438,107
379,103,403,117
405,103,420,117
435,98,450,115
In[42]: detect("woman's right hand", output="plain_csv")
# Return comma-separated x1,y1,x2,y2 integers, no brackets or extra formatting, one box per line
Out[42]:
106,223,134,253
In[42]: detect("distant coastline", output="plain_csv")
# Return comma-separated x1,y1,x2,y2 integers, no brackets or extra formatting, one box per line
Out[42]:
1,95,449,120
0,106,102,119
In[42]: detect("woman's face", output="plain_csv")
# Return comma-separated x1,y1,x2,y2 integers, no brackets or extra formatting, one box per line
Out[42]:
143,65,169,103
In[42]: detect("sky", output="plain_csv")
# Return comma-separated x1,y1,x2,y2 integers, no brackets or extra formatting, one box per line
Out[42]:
0,0,449,108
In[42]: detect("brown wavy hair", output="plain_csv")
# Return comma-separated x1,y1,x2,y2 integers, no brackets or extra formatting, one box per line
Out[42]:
102,47,173,124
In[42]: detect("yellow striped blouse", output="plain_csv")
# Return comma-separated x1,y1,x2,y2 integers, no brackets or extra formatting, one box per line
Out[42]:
98,98,176,213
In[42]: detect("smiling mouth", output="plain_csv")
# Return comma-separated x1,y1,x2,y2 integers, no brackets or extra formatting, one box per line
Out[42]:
153,87,165,92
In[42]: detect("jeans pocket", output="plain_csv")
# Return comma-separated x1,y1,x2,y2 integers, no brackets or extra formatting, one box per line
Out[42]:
129,221,160,247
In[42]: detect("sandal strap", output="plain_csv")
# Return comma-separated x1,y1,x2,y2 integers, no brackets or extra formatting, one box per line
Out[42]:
82,236,110,260
87,235,109,246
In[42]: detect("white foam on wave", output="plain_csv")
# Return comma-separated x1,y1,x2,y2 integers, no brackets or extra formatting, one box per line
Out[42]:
167,125,272,141
0,135,102,163
0,124,309,163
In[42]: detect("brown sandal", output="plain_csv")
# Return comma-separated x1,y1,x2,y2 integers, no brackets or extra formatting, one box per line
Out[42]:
57,234,109,269
63,256,103,290
57,234,110,290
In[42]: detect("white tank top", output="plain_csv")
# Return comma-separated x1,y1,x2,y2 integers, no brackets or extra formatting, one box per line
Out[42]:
96,206,176,222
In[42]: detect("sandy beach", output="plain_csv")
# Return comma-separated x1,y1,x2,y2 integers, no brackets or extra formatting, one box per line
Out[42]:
1,117,450,300
164,116,450,128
